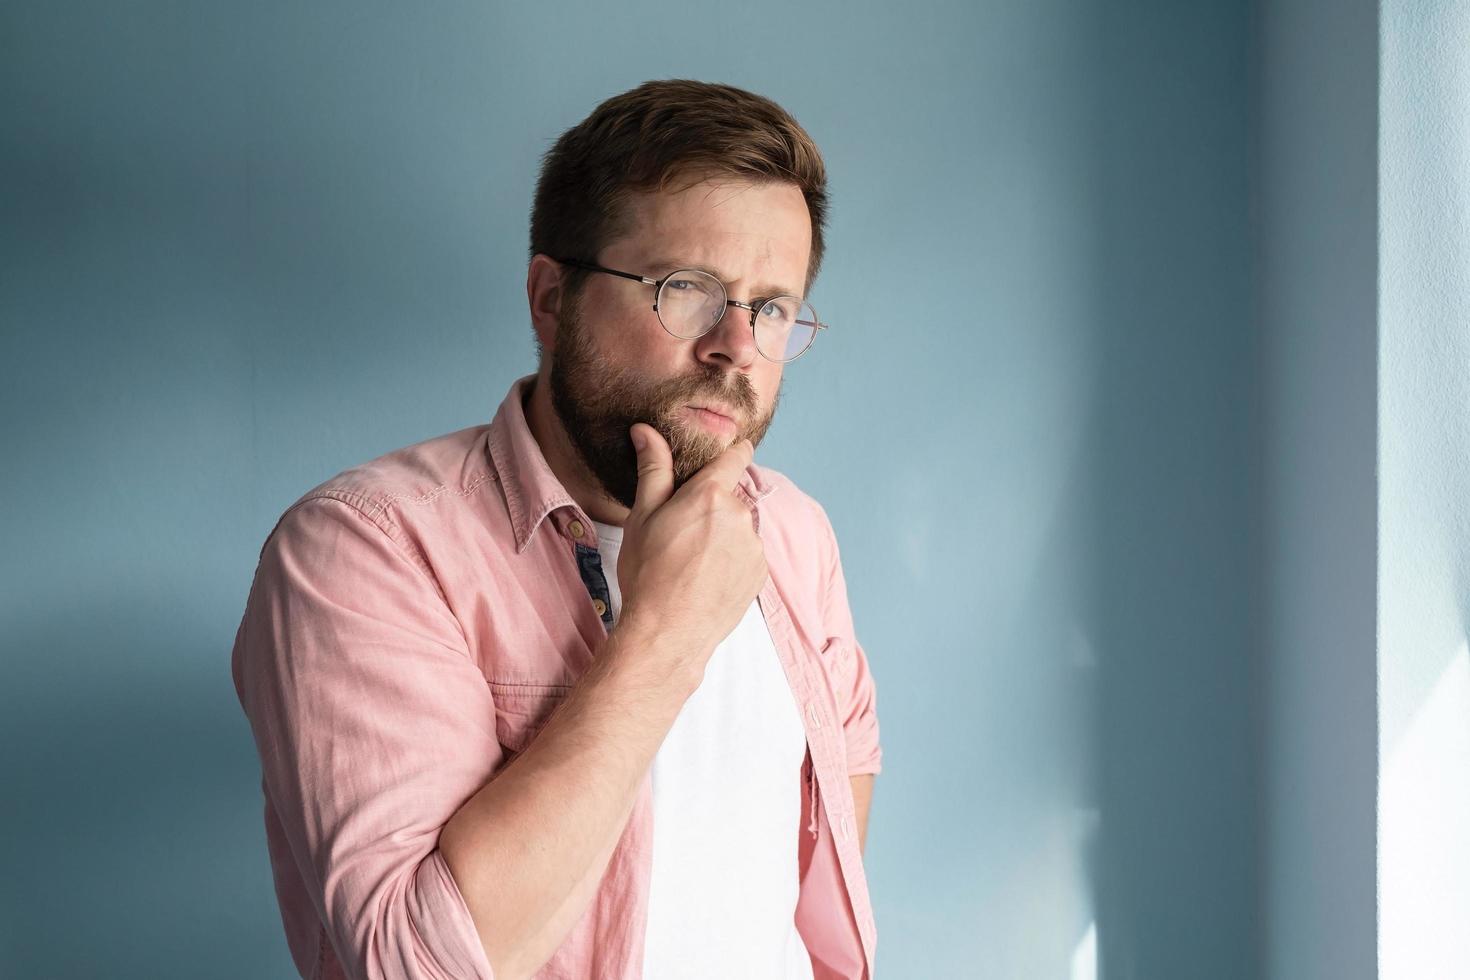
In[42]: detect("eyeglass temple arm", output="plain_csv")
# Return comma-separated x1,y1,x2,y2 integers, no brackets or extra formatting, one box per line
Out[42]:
553,257,658,287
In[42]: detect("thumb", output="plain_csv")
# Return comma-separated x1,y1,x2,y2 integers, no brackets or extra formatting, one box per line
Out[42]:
628,422,674,519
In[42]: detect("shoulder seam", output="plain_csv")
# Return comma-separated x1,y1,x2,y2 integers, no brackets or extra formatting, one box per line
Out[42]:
271,491,453,608
361,470,497,527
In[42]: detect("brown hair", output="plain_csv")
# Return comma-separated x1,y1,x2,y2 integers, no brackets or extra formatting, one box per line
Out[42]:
529,79,829,303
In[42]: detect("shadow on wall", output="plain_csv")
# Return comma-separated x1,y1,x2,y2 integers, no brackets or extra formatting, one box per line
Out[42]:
1083,0,1258,977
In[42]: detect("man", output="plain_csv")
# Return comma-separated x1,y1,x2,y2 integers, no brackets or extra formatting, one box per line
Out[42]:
232,79,882,980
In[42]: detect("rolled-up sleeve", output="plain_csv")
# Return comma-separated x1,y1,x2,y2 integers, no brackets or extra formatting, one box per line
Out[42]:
813,501,883,778
231,493,500,980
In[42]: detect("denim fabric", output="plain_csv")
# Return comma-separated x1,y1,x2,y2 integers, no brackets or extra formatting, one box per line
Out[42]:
573,541,616,630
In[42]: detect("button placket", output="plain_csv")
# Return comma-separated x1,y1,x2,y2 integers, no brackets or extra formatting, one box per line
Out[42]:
755,576,874,976
572,539,615,630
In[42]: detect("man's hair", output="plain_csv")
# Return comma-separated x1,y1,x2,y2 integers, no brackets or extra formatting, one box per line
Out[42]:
529,79,829,307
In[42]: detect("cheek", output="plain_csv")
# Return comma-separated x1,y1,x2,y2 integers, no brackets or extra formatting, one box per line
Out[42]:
587,310,664,365
623,307,676,353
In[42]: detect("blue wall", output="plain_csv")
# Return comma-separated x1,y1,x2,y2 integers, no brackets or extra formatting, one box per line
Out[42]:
0,3,1257,976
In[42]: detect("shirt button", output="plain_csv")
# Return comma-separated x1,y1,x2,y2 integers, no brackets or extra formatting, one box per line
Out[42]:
807,703,822,728
592,597,607,616
569,519,585,539
840,814,851,841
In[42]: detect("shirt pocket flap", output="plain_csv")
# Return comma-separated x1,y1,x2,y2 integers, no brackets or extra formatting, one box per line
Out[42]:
488,681,572,755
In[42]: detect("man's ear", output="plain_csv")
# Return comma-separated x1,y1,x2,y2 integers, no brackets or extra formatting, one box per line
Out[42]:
526,254,566,355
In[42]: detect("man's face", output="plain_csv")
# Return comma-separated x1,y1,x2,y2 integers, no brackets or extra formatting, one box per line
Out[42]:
548,173,812,510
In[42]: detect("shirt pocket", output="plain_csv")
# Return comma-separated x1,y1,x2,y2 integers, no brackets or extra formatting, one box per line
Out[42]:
487,680,572,758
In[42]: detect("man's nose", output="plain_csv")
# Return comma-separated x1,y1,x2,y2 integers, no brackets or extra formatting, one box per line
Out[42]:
696,302,759,368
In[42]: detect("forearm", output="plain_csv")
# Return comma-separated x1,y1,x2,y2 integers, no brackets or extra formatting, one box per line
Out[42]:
439,614,700,980
850,774,873,856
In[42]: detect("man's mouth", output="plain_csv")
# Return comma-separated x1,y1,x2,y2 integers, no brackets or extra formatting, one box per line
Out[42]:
683,403,740,436
687,402,737,423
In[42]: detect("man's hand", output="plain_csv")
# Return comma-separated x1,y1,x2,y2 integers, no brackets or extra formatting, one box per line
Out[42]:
615,423,768,680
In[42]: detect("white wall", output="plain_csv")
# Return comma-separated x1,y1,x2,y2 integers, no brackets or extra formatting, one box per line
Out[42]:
1379,2,1470,976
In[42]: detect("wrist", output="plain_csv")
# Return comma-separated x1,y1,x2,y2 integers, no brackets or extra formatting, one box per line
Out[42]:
605,610,704,696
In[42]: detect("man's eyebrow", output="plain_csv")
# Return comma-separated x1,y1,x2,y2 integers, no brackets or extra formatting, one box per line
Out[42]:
643,256,802,300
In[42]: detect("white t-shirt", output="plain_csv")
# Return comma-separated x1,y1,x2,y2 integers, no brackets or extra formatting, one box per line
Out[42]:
590,519,815,980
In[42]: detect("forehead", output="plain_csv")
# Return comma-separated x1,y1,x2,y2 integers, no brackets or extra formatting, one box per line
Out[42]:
613,174,812,284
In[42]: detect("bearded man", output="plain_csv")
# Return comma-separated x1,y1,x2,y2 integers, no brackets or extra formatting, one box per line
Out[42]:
232,78,883,980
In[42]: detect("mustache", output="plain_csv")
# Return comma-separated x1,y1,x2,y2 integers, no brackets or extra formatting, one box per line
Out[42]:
663,373,756,414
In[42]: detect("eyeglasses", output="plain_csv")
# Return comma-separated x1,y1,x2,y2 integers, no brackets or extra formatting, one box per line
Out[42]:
551,257,827,363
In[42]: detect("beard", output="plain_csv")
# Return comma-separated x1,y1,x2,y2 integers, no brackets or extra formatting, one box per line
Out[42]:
547,292,780,511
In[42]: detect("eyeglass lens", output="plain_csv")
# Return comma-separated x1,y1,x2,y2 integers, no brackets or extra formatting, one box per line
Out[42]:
657,270,817,362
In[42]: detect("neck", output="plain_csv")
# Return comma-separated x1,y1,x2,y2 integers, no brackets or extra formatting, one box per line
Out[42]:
523,369,632,527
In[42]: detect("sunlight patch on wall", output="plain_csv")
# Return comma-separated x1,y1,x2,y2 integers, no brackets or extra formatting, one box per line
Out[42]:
1380,641,1470,979
1070,920,1096,980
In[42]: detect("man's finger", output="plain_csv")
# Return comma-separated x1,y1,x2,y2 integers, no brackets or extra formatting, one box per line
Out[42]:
628,423,675,520
689,436,755,494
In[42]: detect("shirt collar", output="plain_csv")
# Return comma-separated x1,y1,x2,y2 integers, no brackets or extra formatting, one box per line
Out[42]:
486,373,778,554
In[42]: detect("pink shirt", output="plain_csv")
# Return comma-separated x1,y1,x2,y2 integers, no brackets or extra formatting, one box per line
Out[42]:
231,372,884,979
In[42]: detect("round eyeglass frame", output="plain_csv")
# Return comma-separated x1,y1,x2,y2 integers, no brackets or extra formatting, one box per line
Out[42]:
551,256,827,363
